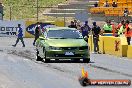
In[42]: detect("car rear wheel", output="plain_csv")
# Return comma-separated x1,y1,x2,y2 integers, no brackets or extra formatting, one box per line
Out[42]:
36,49,43,61
83,58,90,63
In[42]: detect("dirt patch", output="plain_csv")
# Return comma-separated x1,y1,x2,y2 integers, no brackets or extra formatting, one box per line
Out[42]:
5,49,73,74
7,49,35,60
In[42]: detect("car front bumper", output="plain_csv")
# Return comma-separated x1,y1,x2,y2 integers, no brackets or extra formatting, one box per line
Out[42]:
45,50,90,59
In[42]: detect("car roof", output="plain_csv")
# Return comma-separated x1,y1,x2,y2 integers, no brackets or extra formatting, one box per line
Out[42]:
46,27,77,31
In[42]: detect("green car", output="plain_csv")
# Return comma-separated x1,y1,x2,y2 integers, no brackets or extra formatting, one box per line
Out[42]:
36,27,90,62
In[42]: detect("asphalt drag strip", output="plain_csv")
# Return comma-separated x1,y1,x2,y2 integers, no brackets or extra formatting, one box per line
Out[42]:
3,48,132,79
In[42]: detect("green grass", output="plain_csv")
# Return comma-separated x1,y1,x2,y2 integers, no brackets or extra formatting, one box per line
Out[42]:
3,0,66,20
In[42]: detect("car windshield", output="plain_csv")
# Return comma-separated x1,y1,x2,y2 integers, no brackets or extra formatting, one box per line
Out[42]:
47,29,83,39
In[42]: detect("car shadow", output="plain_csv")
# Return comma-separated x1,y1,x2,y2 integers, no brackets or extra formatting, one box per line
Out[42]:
43,60,95,63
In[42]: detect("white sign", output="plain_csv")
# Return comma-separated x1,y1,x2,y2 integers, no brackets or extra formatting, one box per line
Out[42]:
0,20,25,37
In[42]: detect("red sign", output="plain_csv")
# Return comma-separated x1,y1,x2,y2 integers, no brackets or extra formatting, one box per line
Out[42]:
115,40,120,51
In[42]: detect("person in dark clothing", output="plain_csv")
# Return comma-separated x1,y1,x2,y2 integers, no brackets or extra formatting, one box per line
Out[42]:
112,1,117,7
124,8,129,17
81,21,91,42
81,21,91,37
68,21,77,28
74,19,77,27
33,27,40,46
12,24,25,47
92,22,101,53
94,2,98,7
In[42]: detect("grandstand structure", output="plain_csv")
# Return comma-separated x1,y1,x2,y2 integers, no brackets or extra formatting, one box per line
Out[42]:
90,0,132,17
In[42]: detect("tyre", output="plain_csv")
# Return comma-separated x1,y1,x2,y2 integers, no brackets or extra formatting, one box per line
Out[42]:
45,59,50,63
36,49,43,61
43,48,50,63
83,58,90,63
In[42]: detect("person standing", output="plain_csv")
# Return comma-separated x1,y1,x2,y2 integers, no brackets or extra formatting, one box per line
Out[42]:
125,20,132,45
94,2,98,7
76,21,81,30
92,22,101,53
68,21,77,28
112,1,117,7
12,24,25,47
124,8,129,17
74,19,77,27
117,20,124,29
103,1,109,7
81,21,91,42
118,23,126,37
113,20,124,37
81,21,91,37
33,27,40,46
103,20,113,33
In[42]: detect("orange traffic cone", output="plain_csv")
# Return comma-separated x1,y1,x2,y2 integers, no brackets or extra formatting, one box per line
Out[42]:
82,67,88,78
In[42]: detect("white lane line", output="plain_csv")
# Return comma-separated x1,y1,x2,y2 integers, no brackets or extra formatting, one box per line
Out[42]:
118,57,132,61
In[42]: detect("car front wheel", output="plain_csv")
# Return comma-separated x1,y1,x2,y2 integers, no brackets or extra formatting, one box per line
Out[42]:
43,48,50,63
36,49,43,61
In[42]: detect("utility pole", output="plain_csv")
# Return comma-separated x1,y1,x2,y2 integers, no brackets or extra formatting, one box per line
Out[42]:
37,0,38,21
9,0,13,21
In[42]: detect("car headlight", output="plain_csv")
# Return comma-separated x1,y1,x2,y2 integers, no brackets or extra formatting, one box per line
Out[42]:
49,46,61,50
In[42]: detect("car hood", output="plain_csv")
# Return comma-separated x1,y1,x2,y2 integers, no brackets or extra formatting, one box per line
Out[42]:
45,39,87,47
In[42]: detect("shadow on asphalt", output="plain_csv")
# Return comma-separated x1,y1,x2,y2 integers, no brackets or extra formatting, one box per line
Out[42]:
42,60,95,63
